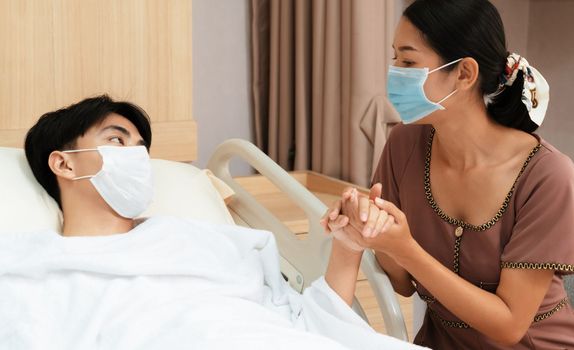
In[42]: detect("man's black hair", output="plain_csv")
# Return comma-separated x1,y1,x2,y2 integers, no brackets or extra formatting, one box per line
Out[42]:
24,95,152,207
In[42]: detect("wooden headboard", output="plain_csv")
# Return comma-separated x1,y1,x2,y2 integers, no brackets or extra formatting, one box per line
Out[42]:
0,0,196,162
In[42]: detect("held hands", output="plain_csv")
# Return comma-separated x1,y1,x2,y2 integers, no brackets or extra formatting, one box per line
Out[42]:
320,184,393,240
320,189,368,252
320,184,414,259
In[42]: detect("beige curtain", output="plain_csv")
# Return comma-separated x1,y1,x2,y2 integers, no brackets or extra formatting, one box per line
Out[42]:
251,0,400,186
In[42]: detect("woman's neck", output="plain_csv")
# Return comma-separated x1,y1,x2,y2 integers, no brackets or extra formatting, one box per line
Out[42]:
430,102,529,171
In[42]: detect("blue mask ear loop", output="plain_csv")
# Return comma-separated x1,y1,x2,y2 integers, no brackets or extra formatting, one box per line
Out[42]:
427,58,464,105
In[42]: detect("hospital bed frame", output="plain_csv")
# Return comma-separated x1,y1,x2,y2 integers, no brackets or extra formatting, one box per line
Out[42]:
207,139,409,341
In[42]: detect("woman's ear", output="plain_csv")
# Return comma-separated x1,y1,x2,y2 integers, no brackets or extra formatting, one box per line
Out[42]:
456,57,480,91
48,151,76,180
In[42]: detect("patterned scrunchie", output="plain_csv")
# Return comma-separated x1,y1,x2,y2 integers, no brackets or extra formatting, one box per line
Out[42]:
485,53,549,126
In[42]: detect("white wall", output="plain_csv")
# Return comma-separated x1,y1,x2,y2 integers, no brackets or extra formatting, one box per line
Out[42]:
528,0,574,159
192,0,254,175
490,0,530,56
493,0,574,159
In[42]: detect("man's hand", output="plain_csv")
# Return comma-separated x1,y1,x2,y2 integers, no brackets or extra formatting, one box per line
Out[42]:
319,187,353,233
321,188,363,252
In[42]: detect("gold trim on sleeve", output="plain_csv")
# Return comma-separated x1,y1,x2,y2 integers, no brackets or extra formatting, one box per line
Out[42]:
501,261,574,273
422,296,569,328
428,308,470,329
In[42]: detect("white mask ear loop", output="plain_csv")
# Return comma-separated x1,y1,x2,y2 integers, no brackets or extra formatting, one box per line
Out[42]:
429,58,463,105
428,58,463,74
62,148,98,154
61,148,99,181
72,175,93,181
437,89,458,104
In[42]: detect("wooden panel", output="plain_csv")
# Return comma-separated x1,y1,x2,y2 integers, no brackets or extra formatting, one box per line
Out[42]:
234,172,308,196
0,0,195,161
0,129,28,149
0,120,197,162
306,171,369,195
150,120,197,161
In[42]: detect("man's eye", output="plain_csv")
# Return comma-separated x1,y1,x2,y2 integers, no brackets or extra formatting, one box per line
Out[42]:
109,136,124,145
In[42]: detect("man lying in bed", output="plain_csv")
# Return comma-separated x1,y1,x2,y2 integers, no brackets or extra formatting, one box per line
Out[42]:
0,95,424,349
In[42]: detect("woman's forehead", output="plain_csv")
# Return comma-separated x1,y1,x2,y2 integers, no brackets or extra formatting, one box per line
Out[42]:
393,17,431,53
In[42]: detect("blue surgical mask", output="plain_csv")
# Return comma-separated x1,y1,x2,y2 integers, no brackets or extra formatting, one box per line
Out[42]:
387,58,462,124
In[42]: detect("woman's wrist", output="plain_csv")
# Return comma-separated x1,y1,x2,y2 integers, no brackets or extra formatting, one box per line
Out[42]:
382,236,421,269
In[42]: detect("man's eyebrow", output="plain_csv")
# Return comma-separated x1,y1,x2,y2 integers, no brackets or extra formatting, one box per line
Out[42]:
99,125,131,136
99,125,147,147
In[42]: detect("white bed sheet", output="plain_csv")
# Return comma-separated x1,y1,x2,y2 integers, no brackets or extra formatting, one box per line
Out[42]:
0,217,425,350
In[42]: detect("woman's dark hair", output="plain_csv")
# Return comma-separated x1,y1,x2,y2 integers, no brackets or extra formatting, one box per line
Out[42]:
24,95,152,207
404,0,538,132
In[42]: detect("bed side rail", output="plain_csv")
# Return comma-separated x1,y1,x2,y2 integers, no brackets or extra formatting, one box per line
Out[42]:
207,139,408,341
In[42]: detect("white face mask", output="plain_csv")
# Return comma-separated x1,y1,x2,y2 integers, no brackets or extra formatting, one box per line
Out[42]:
63,146,153,219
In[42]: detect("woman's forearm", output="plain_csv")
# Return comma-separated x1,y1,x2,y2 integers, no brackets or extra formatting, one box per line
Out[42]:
395,239,552,345
374,250,415,297
325,240,363,306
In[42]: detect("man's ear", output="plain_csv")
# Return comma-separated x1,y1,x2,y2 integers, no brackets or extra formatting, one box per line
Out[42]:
48,151,76,180
456,57,480,91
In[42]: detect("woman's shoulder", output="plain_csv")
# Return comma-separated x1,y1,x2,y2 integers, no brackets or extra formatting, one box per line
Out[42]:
531,139,574,179
387,123,431,143
372,124,431,186
517,138,574,196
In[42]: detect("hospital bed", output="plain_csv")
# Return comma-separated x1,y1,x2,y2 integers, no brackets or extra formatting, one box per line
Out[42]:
0,140,408,341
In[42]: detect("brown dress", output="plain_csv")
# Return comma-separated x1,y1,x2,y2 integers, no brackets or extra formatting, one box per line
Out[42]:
372,124,574,349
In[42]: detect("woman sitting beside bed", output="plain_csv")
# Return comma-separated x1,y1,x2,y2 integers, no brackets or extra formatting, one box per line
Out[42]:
0,95,422,350
323,0,574,348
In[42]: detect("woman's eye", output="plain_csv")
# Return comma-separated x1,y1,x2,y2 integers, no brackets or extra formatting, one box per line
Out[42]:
392,56,415,67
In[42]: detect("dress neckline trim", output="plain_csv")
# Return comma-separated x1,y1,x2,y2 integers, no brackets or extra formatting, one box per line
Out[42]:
423,127,541,231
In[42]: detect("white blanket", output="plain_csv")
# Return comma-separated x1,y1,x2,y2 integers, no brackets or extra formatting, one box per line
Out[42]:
0,217,426,350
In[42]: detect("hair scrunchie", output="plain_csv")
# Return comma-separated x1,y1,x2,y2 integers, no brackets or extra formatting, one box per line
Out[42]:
496,53,550,126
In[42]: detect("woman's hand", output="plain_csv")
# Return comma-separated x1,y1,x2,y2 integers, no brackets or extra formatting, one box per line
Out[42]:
341,198,415,262
340,188,394,239
320,184,393,238
320,186,394,252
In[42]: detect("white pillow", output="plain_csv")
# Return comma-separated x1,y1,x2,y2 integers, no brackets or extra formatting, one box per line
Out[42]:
141,159,235,225
0,147,234,234
0,147,62,233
